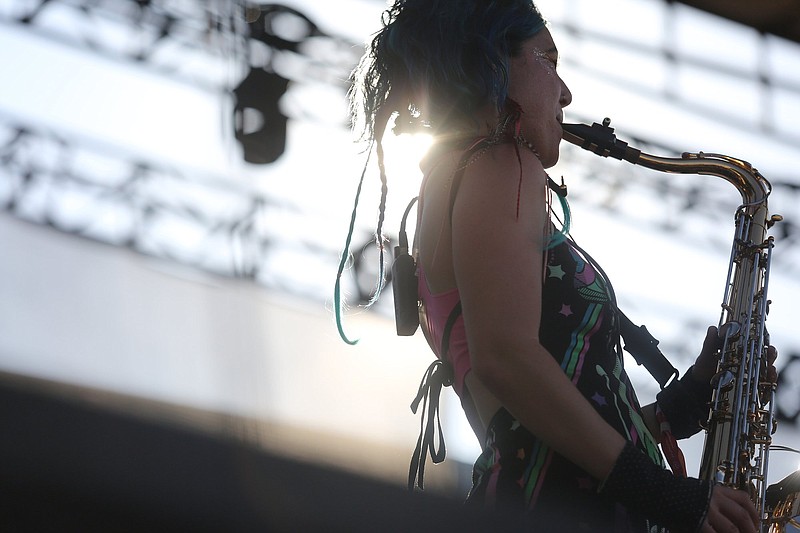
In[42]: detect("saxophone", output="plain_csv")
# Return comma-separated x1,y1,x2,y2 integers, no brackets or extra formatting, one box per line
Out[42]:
561,119,791,532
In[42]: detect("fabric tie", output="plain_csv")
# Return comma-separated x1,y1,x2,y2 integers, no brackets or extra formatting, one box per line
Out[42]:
408,359,453,490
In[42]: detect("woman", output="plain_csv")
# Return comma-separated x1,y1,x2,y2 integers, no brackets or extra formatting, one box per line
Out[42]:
342,1,765,531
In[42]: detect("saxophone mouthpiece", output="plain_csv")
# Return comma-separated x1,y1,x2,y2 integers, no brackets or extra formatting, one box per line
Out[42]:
562,118,641,164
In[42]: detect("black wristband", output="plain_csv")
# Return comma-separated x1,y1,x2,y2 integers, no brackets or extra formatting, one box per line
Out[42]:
601,442,712,532
656,366,713,439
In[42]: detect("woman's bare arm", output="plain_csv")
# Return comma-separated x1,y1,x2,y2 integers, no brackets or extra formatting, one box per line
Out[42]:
451,144,626,482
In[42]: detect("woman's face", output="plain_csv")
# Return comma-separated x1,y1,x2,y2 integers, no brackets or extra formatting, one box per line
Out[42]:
507,28,572,168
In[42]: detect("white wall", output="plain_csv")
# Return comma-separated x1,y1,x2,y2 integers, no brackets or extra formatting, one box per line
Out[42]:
0,212,472,492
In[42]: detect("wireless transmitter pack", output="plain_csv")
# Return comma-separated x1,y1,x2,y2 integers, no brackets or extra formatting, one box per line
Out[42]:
392,197,420,336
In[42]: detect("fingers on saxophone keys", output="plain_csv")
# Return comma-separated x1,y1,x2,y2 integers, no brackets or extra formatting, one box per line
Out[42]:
766,345,777,365
762,345,778,385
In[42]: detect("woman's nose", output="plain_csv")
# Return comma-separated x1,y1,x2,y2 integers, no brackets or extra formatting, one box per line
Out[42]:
560,79,573,107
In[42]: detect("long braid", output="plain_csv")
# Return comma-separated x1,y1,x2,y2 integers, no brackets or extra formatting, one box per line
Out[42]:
360,103,393,309
333,140,374,345
370,136,389,307
334,103,393,343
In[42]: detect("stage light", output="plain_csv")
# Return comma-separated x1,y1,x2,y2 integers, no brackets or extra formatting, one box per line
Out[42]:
233,66,289,164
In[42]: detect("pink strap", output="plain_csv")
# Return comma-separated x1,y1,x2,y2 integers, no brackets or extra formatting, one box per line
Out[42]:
657,404,687,477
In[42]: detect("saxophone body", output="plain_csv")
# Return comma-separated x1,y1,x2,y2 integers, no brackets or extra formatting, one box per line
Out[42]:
562,119,791,532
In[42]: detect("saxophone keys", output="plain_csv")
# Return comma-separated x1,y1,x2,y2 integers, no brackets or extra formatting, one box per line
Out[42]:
712,369,736,390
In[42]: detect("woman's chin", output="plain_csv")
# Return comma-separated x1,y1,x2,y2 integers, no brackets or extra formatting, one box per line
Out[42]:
540,150,559,169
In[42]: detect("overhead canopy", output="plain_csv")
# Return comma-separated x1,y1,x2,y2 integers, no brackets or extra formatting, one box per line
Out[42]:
676,0,800,44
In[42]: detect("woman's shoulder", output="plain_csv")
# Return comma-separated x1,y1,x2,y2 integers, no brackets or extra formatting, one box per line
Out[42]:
464,141,546,181
455,141,548,208
424,136,542,173
420,137,548,222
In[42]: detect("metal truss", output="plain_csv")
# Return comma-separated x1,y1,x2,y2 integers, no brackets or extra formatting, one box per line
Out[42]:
0,0,361,93
0,115,388,305
548,0,800,147
0,0,246,92
0,0,372,298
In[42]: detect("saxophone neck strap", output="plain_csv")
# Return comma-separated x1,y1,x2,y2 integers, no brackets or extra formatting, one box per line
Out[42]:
618,310,679,389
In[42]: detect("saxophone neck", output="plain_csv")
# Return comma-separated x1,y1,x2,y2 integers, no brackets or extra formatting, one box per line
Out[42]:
561,119,641,164
561,118,772,208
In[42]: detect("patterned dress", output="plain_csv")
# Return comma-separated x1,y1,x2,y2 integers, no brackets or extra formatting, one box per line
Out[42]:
464,238,664,532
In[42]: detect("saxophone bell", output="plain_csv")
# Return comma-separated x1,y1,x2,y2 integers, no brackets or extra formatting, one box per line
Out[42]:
766,470,800,533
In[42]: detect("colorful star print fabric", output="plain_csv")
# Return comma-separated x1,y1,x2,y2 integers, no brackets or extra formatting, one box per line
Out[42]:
466,238,664,532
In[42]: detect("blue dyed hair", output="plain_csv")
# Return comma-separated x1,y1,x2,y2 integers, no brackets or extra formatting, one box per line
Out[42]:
351,0,547,139
335,0,548,343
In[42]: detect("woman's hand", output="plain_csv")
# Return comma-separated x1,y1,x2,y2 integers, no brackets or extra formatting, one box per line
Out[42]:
764,343,779,384
691,326,778,387
700,485,759,533
692,326,723,384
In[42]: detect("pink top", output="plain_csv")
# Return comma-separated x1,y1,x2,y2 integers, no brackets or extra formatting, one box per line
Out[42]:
417,267,470,396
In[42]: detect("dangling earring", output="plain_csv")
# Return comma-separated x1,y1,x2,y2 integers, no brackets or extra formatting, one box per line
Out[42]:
491,98,523,143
